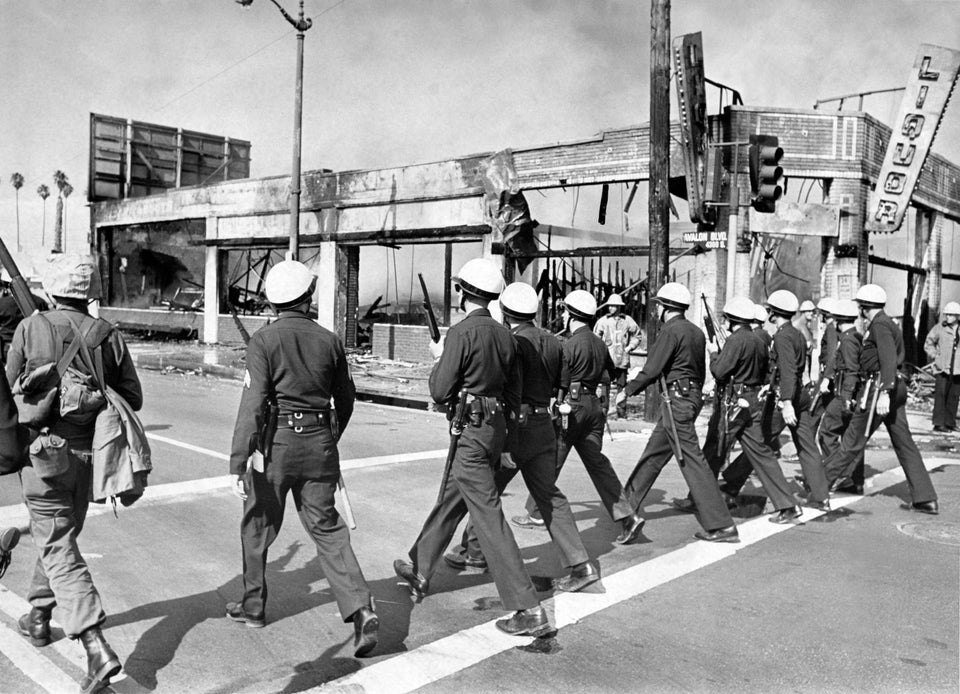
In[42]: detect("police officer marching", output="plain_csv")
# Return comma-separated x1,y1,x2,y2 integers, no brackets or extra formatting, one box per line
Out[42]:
721,289,824,521
444,281,600,593
822,285,939,513
394,259,552,637
227,260,379,658
511,289,630,541
612,283,738,543
752,304,773,352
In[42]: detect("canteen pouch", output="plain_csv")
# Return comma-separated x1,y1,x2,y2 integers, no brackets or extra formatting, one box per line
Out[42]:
28,431,71,481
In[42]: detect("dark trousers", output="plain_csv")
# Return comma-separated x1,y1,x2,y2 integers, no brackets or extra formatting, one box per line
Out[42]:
526,395,625,522
616,388,733,531
21,449,105,638
241,428,370,622
409,413,539,611
701,398,725,477
818,397,865,486
933,373,960,429
458,413,589,569
719,395,802,511
823,379,937,503
611,368,629,417
724,391,829,503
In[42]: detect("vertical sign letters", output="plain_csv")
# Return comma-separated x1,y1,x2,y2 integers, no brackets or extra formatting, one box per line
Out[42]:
673,32,709,224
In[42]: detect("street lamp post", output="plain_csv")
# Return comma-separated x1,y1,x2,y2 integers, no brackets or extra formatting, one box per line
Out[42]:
239,0,312,260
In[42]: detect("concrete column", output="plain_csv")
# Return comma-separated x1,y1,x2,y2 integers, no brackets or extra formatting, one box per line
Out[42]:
203,217,219,344
316,240,338,331
827,178,867,298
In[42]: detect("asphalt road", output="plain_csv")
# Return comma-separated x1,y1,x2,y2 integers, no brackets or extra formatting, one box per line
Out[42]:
0,371,957,693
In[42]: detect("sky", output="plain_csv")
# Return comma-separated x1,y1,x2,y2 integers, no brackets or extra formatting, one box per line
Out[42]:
1,0,959,303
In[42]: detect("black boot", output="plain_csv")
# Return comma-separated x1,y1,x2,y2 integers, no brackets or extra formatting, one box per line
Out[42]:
352,605,379,658
78,626,122,694
18,607,52,647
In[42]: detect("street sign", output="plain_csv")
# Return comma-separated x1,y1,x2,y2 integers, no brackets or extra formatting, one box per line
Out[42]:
866,43,960,233
673,32,709,224
682,229,726,248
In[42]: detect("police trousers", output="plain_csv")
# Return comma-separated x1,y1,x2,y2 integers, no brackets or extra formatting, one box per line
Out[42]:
21,446,106,639
823,380,937,503
818,397,865,485
408,412,539,611
241,427,370,622
724,390,829,503
526,395,625,522
458,412,589,569
616,387,733,531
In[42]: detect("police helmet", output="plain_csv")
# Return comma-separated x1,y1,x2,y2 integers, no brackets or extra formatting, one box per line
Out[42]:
723,296,756,323
499,282,539,321
604,293,625,307
42,253,102,301
832,299,859,320
766,289,799,317
654,282,692,310
816,297,836,316
264,260,316,307
752,304,769,324
564,289,598,321
454,258,504,300
943,301,960,316
799,299,815,312
854,284,887,308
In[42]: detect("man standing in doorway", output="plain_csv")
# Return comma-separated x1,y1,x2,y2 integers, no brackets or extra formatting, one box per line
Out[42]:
924,301,960,433
594,293,642,419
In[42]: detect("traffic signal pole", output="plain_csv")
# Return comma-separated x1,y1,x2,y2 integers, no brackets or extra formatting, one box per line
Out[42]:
726,147,740,305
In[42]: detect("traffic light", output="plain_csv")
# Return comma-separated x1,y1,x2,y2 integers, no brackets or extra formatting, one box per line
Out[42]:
748,134,783,213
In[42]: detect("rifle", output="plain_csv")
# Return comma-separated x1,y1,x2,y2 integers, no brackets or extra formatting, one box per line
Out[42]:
438,391,469,504
0,236,39,318
418,273,441,343
862,374,882,434
701,294,729,457
658,376,684,464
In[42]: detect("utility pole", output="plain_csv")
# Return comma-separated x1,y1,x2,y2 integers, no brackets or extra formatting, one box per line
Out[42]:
646,0,670,422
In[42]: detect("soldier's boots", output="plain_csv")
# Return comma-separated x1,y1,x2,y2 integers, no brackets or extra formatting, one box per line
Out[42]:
78,626,122,694
18,607,52,647
352,605,379,658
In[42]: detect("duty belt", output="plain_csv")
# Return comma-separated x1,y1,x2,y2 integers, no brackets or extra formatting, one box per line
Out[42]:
277,409,332,432
731,383,761,393
666,378,702,391
518,404,551,416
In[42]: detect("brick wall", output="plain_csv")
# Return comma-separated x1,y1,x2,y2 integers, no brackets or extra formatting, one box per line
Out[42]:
371,324,449,362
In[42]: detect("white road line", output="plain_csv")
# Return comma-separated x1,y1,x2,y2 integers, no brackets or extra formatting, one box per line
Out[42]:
145,433,229,461
313,458,960,694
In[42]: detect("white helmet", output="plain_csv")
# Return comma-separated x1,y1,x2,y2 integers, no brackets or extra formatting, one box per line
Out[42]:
723,296,756,323
943,301,960,316
499,282,539,320
816,297,836,315
832,299,859,320
766,289,799,317
654,282,692,309
264,260,315,306
604,293,625,307
42,253,102,301
854,284,887,308
752,304,769,324
454,258,504,300
799,300,816,312
564,289,598,321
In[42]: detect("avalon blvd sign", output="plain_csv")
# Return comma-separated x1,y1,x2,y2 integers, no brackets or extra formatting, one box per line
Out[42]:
866,43,960,233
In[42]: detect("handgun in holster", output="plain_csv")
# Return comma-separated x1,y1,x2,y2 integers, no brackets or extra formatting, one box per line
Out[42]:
468,398,484,427
258,400,279,463
597,383,610,411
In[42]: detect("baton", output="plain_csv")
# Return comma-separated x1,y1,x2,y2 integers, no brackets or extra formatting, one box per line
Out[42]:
659,376,684,464
337,476,357,530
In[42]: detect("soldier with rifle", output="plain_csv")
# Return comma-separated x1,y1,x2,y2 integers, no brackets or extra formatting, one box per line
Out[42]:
612,283,737,543
443,282,600,593
511,289,631,541
719,290,823,521
821,285,938,513
226,260,379,657
395,259,552,637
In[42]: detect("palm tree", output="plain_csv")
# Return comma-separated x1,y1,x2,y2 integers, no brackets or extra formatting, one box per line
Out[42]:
52,170,68,253
61,182,74,252
37,184,50,247
10,173,24,252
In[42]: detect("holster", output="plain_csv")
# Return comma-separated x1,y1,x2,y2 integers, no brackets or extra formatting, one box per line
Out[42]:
258,401,279,462
569,381,583,402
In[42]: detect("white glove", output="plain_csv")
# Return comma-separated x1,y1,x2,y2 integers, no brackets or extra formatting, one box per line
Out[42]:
429,335,445,360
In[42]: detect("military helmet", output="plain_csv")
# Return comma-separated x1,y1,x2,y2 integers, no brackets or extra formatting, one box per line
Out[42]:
454,258,504,300
832,299,859,320
943,301,960,316
799,299,816,312
564,289,598,321
654,282,692,310
604,293,625,307
723,296,756,323
752,303,769,324
499,282,539,321
264,260,315,306
42,253,102,301
854,284,887,308
766,289,799,317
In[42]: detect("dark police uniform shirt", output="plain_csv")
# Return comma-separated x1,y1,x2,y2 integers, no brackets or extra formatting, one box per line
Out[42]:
563,325,616,393
754,325,773,352
710,325,768,387
835,326,863,401
429,308,520,412
772,321,806,402
513,322,566,406
625,315,705,396
819,321,838,380
860,310,904,392
229,311,355,475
